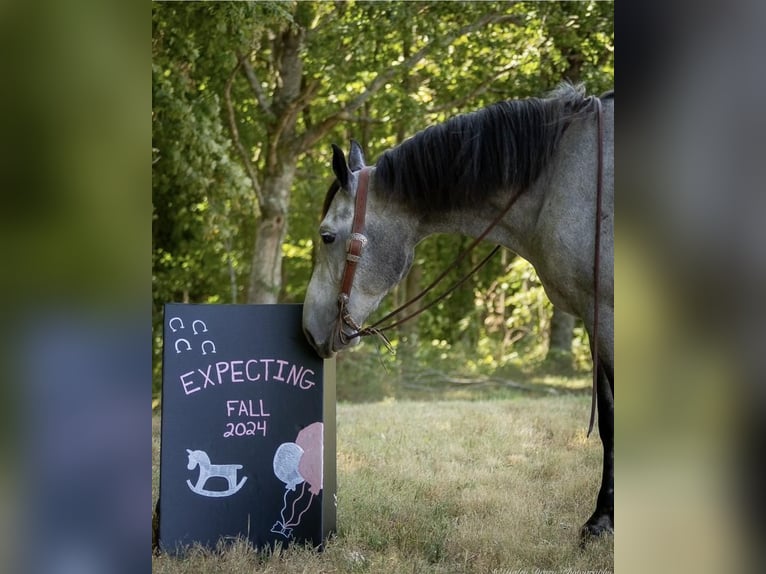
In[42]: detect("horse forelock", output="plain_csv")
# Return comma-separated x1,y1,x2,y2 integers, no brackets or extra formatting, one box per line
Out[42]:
322,178,341,218
373,82,595,214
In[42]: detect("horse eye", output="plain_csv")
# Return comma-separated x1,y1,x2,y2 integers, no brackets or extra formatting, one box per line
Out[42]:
320,231,336,245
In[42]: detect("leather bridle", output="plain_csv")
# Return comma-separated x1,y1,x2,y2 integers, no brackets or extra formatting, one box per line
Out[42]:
332,97,605,434
334,167,372,346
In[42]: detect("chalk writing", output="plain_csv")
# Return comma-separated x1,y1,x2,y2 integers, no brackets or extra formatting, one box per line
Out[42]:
221,399,270,438
179,358,316,395
226,399,270,418
223,420,267,438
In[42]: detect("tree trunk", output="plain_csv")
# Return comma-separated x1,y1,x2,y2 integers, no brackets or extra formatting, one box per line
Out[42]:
247,163,295,303
546,306,575,363
246,5,310,303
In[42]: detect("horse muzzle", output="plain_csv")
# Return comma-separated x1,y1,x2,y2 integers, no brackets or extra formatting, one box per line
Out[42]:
303,325,335,359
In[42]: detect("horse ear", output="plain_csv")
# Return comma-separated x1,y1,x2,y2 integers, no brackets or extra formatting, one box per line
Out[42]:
331,144,349,189
186,449,192,454
348,139,366,172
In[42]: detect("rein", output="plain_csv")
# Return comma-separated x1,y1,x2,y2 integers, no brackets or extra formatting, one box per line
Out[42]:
587,96,605,438
335,97,605,437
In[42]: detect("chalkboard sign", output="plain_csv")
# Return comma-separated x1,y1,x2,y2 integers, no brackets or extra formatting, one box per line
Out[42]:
157,304,336,553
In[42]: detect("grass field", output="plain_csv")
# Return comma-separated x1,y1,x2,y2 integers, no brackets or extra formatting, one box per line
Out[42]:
152,390,612,573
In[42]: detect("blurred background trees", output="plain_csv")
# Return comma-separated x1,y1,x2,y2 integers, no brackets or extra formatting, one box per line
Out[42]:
152,1,613,397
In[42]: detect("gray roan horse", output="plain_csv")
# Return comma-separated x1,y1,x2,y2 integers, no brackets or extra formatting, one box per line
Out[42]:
303,83,613,539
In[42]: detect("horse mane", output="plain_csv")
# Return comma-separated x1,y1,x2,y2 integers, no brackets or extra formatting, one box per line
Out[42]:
374,82,595,214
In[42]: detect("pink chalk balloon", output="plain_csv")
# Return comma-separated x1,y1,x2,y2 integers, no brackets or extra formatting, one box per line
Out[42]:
295,422,323,495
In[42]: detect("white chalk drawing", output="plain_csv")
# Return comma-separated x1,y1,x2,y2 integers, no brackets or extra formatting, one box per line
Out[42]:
271,422,324,538
174,338,191,353
273,442,304,490
168,314,217,356
186,449,247,497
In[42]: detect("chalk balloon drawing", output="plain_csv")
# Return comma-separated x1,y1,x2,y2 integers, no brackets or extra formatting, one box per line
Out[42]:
296,422,324,495
271,422,324,538
273,442,305,491
185,449,247,498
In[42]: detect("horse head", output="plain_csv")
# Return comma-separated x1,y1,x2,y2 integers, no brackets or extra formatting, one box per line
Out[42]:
303,141,418,358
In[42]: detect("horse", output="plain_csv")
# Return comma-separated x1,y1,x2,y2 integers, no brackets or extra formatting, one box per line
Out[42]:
302,83,613,538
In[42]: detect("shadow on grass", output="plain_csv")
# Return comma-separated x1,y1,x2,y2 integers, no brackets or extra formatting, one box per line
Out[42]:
335,344,591,404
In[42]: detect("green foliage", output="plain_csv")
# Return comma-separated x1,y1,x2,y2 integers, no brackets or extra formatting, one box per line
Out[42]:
152,2,272,391
152,1,613,397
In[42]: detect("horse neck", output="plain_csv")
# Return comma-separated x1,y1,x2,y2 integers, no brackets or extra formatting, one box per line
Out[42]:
416,184,545,263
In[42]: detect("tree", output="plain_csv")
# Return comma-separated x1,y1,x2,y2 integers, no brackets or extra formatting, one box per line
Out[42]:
225,2,525,303
546,307,576,367
152,1,613,391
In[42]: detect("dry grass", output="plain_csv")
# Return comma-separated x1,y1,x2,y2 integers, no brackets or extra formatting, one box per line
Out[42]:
152,397,612,573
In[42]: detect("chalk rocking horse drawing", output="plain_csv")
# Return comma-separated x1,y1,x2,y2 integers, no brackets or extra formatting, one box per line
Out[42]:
185,449,248,497
302,83,614,538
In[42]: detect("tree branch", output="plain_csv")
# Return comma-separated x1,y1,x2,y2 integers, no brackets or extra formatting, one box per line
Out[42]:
237,51,274,120
224,60,264,207
269,77,321,165
295,12,523,152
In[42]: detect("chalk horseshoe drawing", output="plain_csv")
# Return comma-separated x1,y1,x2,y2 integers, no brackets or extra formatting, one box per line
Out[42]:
185,449,247,497
174,338,191,354
192,319,208,335
201,340,216,355
168,317,184,332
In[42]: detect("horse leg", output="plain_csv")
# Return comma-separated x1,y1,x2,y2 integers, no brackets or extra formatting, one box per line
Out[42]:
581,359,614,540
152,497,160,554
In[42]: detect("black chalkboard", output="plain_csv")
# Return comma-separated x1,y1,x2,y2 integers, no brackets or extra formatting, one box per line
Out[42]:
157,304,336,553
